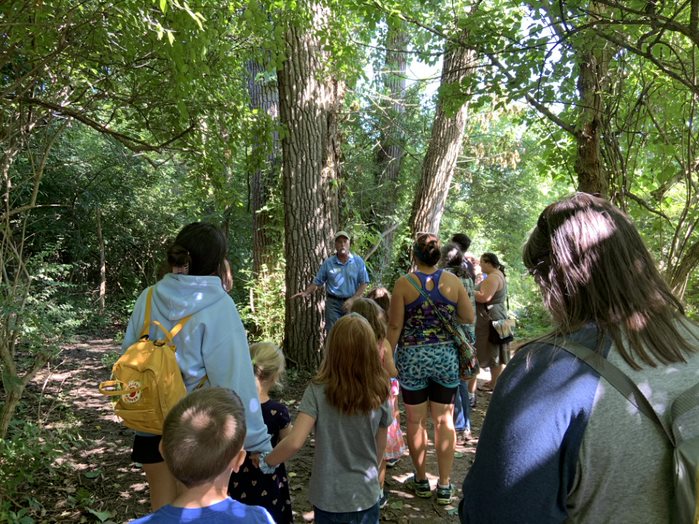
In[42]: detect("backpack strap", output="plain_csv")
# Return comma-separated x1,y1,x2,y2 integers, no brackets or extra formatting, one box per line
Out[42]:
153,316,193,347
142,285,192,346
139,287,155,338
672,381,699,421
554,338,675,445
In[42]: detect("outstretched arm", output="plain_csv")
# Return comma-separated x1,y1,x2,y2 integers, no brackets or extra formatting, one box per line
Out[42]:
264,412,315,467
291,283,320,299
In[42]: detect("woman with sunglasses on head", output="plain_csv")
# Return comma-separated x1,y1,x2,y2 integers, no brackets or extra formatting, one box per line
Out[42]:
460,193,699,523
387,233,474,505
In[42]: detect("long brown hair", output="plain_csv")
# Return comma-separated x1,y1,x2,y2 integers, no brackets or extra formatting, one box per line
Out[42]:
350,298,387,342
314,314,389,415
523,192,697,369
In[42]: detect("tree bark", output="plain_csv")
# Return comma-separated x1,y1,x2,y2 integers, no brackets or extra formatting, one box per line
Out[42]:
574,3,615,196
668,238,699,299
96,206,106,312
409,35,476,237
373,19,409,282
278,2,342,370
247,59,282,275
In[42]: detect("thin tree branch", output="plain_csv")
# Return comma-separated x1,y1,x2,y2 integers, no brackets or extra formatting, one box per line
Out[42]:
18,97,195,152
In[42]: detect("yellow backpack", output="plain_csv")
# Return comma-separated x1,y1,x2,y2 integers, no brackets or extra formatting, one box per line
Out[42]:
99,287,191,434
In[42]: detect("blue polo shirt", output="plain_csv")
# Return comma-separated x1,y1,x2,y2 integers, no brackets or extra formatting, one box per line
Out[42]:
313,253,370,298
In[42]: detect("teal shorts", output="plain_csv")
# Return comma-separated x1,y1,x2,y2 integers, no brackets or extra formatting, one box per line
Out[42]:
396,342,460,391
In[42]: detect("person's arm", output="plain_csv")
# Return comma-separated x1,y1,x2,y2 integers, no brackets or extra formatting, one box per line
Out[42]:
203,301,272,453
343,282,369,311
375,426,388,465
387,277,408,350
279,424,293,440
460,343,597,522
291,260,327,299
455,279,475,324
475,274,500,303
376,398,392,463
264,412,315,467
291,282,320,299
353,282,369,299
343,258,370,310
121,288,150,350
381,338,398,377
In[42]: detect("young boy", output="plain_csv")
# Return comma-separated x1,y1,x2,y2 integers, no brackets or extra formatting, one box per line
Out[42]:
131,388,274,523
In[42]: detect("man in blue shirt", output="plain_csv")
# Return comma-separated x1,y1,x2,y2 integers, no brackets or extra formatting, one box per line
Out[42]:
293,231,370,333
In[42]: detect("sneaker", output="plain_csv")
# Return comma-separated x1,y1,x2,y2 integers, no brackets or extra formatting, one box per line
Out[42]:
385,457,401,468
407,475,432,498
379,490,389,509
436,483,455,505
469,393,477,408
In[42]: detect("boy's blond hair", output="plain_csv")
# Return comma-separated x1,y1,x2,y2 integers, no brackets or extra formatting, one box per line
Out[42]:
161,388,246,487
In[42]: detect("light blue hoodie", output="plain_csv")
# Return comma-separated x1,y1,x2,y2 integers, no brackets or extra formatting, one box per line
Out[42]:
122,273,272,453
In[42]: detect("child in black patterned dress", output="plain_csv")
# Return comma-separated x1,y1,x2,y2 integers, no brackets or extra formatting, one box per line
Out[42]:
228,342,293,523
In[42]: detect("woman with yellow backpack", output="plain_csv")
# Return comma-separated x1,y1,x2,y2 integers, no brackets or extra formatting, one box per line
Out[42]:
120,223,272,510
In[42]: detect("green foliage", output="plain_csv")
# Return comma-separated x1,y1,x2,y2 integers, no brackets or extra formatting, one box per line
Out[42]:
439,101,572,333
100,351,121,371
513,300,553,341
0,419,70,521
238,263,287,345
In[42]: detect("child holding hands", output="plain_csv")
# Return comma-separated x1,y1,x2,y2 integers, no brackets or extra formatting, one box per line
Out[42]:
229,342,293,523
262,314,391,523
351,298,407,508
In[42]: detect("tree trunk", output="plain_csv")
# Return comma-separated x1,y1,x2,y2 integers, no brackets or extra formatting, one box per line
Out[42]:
248,59,282,275
373,19,409,282
574,3,614,196
0,387,22,439
96,206,106,312
278,2,342,370
409,35,476,237
667,239,699,300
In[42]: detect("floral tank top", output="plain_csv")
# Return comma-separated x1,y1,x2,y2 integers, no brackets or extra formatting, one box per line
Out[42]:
400,270,457,347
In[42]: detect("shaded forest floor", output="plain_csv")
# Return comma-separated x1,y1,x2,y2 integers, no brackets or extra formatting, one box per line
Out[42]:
19,336,493,523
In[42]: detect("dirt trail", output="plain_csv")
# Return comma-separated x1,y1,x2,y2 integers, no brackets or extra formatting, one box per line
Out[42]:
25,338,492,523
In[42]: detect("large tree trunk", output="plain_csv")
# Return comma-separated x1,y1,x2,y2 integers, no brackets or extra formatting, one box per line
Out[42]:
373,19,409,283
409,35,476,237
278,2,342,370
247,59,282,275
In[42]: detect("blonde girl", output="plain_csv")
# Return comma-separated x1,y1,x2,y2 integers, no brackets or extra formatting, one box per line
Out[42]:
350,299,407,509
228,342,293,522
263,314,392,523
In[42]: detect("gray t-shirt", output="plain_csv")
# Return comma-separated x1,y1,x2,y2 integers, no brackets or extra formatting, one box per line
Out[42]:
299,382,392,512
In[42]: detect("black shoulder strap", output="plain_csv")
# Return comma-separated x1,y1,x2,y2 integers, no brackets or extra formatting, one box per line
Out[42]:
555,338,674,445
